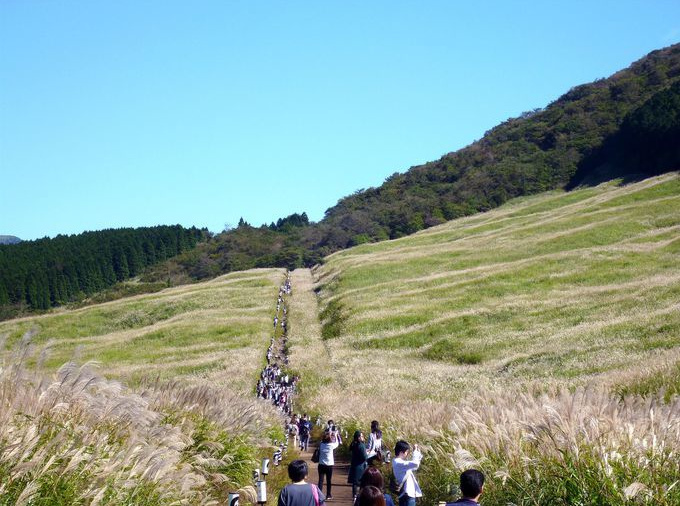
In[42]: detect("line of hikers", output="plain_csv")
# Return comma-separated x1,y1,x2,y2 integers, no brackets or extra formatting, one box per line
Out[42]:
256,274,297,414
279,420,485,506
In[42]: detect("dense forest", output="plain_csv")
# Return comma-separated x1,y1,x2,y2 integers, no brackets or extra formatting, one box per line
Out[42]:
0,225,205,315
145,43,680,281
142,213,321,283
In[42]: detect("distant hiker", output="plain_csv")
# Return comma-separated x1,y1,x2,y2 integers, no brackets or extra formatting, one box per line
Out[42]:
289,416,300,446
299,414,311,451
356,486,386,506
317,429,340,499
392,440,423,506
357,466,394,506
367,420,383,464
348,430,368,499
278,460,326,506
445,469,484,505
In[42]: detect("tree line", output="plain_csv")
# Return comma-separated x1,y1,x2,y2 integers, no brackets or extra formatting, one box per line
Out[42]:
0,225,205,313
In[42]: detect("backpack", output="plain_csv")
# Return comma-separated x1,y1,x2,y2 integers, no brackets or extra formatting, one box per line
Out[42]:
311,447,320,463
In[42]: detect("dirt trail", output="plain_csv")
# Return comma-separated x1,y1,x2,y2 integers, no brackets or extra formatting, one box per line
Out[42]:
299,440,354,506
285,269,354,506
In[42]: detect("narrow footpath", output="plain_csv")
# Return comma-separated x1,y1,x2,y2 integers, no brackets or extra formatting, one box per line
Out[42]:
301,440,354,506
256,270,354,506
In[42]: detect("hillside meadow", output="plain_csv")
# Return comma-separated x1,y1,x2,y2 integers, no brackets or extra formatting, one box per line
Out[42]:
289,173,680,505
0,269,292,504
0,269,286,390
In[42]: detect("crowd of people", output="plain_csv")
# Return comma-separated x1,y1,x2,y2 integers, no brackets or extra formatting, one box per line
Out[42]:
256,275,297,413
278,419,486,506
259,276,486,505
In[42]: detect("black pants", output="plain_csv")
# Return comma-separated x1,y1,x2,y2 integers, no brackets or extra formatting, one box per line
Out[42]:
318,464,333,496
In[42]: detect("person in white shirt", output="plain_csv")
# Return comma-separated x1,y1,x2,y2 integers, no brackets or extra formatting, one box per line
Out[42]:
317,431,340,499
367,420,383,464
391,440,423,506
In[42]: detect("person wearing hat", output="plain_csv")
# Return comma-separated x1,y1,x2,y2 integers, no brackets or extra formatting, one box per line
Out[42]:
348,430,368,499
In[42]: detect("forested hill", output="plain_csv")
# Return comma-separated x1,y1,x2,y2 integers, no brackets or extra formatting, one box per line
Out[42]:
316,43,680,249
0,225,205,316
148,42,680,280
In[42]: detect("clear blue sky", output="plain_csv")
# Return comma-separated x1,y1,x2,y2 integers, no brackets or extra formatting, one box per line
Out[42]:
2,1,679,240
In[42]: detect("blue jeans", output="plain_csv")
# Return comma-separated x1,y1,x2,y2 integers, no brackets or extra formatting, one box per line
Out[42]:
398,495,416,506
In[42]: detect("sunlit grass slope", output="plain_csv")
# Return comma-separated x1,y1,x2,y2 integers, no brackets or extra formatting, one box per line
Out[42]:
307,173,680,416
0,268,285,390
0,268,293,504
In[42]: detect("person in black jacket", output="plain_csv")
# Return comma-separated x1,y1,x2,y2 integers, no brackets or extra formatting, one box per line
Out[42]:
347,430,368,499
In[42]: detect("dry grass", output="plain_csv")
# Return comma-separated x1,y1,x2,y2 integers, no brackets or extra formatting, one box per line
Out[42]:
0,269,287,391
0,333,283,505
288,174,680,504
0,268,294,503
302,174,680,419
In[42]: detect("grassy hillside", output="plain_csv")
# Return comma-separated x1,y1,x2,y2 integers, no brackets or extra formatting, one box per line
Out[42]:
306,173,680,412
0,268,293,504
0,268,284,390
290,173,680,505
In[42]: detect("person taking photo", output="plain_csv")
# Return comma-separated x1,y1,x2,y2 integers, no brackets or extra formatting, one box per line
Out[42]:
391,440,423,506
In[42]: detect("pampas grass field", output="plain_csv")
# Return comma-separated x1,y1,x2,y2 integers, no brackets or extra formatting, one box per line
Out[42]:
0,269,285,390
289,174,680,505
0,269,291,504
0,333,284,505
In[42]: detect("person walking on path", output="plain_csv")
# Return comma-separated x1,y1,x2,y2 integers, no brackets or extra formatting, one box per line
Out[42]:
445,469,484,506
279,460,326,506
392,440,423,506
299,414,312,451
317,430,340,499
348,431,368,499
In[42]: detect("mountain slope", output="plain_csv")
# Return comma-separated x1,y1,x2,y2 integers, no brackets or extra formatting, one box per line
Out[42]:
301,173,680,416
294,173,680,505
0,268,287,504
317,43,680,249
151,43,680,281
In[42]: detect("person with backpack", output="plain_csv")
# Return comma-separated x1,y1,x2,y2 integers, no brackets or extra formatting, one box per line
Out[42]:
367,420,383,465
317,430,340,499
278,460,326,506
348,430,368,499
391,440,423,506
289,416,300,447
